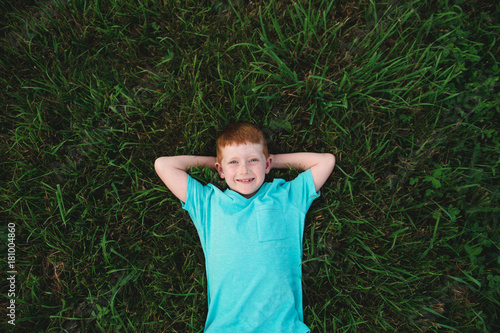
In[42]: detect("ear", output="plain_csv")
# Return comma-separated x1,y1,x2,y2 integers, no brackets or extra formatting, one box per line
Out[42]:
265,155,273,174
215,162,225,179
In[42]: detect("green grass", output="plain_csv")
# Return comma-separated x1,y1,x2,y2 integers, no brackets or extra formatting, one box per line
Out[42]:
1,0,499,332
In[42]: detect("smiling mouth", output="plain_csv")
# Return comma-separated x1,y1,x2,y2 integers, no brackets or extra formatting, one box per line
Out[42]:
237,178,255,183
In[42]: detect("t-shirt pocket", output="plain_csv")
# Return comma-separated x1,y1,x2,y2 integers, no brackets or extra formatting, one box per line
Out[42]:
256,208,287,242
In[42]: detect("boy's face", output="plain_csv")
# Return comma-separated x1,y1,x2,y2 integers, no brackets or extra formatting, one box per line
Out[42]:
215,142,272,199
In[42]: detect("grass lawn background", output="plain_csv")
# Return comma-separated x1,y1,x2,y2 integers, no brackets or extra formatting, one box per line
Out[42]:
1,0,499,332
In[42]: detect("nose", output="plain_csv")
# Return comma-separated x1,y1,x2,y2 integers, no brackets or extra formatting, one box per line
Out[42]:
240,162,249,173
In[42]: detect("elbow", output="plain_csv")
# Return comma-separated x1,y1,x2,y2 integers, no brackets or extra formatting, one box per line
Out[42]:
325,153,336,172
154,156,170,171
325,153,335,164
154,157,162,168
154,157,161,173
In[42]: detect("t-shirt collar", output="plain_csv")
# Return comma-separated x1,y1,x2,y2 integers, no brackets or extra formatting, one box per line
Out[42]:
224,182,268,203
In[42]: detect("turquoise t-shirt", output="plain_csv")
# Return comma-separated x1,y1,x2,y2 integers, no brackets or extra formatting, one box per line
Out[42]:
181,169,320,333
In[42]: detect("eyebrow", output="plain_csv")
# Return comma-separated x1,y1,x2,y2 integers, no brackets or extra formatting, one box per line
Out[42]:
226,154,259,161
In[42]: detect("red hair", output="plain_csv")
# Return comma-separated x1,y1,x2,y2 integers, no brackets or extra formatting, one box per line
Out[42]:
216,123,268,163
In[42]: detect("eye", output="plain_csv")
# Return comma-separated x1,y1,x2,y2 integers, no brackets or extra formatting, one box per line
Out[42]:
250,158,258,162
229,160,237,164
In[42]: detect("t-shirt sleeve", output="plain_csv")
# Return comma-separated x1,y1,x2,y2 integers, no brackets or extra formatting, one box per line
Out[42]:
181,175,212,233
285,168,320,214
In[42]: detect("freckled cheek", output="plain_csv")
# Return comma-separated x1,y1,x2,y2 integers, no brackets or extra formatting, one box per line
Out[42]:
226,168,238,178
253,165,265,172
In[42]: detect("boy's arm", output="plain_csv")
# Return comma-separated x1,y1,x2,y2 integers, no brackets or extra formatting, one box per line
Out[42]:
270,153,335,192
154,156,216,203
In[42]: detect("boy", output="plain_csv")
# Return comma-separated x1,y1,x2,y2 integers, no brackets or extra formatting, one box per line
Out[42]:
155,123,335,332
